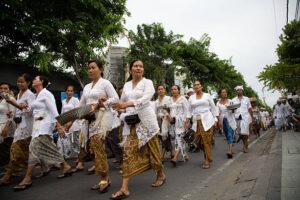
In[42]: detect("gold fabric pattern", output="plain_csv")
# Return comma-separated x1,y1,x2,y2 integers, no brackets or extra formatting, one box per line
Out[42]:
122,126,163,178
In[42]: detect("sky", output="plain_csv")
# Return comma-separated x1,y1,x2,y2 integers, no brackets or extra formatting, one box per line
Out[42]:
117,0,298,107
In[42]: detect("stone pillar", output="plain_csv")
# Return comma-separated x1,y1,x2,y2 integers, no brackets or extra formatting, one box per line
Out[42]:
104,46,127,89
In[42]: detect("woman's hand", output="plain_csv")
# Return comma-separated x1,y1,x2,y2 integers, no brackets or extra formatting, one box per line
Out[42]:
184,119,190,130
56,122,65,137
90,104,98,113
64,122,73,132
214,120,219,128
98,97,107,108
112,101,131,111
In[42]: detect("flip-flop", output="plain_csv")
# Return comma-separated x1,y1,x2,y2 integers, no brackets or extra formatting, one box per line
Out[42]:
13,182,32,191
98,180,111,193
151,177,166,187
71,167,84,173
57,169,73,179
35,170,50,178
110,190,130,200
202,163,210,169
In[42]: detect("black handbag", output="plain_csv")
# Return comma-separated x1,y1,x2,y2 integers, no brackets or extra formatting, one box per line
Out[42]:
13,117,22,124
125,114,140,125
170,117,176,125
85,114,96,123
183,129,195,143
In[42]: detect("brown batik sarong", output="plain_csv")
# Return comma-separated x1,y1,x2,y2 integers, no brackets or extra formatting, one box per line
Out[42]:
122,126,163,178
194,120,214,163
6,137,31,173
240,135,249,147
28,135,64,166
89,134,109,176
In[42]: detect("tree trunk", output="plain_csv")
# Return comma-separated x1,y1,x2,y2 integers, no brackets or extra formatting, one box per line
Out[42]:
72,57,84,89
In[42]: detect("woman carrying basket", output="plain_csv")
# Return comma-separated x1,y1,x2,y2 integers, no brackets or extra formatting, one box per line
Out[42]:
79,60,119,193
111,60,166,199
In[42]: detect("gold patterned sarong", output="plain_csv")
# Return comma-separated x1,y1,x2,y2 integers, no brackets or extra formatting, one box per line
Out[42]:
122,126,163,178
194,120,213,163
89,134,109,176
6,137,31,173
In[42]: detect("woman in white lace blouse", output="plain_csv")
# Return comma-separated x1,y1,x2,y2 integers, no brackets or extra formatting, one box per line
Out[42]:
168,85,190,166
80,60,119,193
14,76,72,191
0,74,35,185
188,80,218,169
111,60,165,199
155,84,172,160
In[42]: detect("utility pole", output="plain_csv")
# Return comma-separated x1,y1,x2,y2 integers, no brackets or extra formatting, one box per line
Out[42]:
287,0,289,24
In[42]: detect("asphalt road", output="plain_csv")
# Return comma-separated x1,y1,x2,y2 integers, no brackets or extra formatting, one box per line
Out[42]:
0,131,271,200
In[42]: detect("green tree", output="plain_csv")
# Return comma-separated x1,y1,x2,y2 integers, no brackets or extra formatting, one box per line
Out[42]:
258,20,300,92
0,0,129,87
176,35,254,98
127,23,182,88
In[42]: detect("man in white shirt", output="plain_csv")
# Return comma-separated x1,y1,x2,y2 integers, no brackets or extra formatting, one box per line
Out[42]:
232,85,253,153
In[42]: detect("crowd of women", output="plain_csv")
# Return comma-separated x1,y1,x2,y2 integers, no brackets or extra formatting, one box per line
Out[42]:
0,59,271,199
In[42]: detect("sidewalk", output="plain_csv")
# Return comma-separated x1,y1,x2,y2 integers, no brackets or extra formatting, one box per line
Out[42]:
180,129,282,200
281,131,300,200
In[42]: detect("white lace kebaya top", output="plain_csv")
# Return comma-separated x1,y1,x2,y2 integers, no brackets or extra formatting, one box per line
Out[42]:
155,95,171,119
30,88,59,139
0,97,16,140
120,78,159,147
13,89,35,142
216,99,237,130
168,95,189,135
188,93,218,132
80,78,119,138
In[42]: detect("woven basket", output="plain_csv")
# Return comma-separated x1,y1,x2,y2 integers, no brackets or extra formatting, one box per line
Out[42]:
227,103,241,110
56,104,93,125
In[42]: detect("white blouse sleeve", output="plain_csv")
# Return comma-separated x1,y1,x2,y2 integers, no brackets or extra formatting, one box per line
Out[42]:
79,88,87,106
43,93,59,118
61,100,65,113
133,79,155,109
27,93,36,107
104,81,119,103
208,94,218,117
73,98,80,108
247,98,252,109
187,97,192,119
182,97,190,119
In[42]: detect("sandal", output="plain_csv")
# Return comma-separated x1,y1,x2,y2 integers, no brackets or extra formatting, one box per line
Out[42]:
35,170,50,178
57,169,73,179
13,182,32,191
151,176,166,187
110,190,130,200
71,167,84,173
98,180,110,193
202,163,210,169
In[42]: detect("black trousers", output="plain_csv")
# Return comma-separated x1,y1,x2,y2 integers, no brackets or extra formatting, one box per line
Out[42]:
106,127,123,163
